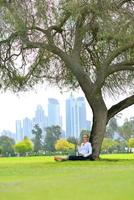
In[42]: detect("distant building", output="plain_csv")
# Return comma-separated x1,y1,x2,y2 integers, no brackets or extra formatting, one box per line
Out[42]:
33,105,47,132
76,97,87,136
15,120,23,141
48,98,61,126
61,130,66,138
66,95,76,138
66,95,88,138
22,117,33,139
86,120,91,131
15,105,47,141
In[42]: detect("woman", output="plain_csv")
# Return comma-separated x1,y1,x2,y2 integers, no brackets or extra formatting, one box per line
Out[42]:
54,134,92,161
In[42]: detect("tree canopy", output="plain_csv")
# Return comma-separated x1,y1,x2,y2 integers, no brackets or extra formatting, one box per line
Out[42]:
128,138,134,148
106,117,119,138
14,137,33,155
119,118,134,140
55,139,75,152
0,0,134,93
0,0,134,159
0,135,15,156
44,125,61,151
32,124,43,152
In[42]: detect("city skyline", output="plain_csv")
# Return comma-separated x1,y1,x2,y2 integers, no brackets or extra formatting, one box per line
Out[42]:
0,86,133,134
0,86,93,132
0,95,91,141
1,91,134,141
14,95,91,141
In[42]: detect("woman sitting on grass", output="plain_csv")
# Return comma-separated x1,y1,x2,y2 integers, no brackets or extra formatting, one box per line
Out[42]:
54,134,92,161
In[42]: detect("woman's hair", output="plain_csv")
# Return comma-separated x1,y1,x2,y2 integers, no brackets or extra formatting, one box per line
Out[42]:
83,134,90,138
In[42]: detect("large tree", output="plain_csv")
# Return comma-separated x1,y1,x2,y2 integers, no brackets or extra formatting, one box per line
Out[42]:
32,124,43,153
106,117,119,139
44,126,61,152
0,135,15,156
119,118,134,140
0,0,134,159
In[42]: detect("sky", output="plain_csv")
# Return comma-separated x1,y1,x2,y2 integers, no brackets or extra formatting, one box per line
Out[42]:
0,83,133,133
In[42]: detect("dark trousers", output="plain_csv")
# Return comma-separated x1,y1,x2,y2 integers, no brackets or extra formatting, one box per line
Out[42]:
68,155,91,161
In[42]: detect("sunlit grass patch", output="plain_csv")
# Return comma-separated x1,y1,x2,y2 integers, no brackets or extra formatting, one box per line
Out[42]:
0,154,134,200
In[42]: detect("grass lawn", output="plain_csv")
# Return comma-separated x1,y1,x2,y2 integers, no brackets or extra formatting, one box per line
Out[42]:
0,154,134,200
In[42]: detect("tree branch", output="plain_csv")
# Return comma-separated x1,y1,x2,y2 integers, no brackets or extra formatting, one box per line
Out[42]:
107,60,134,75
116,0,133,8
0,32,18,45
31,12,71,36
105,42,134,66
107,95,134,122
72,14,86,57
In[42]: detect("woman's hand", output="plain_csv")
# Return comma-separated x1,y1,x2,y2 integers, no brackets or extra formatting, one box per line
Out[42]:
77,140,81,146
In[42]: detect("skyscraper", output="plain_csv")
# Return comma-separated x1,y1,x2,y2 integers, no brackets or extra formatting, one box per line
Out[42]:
23,117,33,139
15,120,23,141
76,97,87,136
66,94,77,138
86,120,91,131
33,105,47,131
48,98,61,126
66,95,87,138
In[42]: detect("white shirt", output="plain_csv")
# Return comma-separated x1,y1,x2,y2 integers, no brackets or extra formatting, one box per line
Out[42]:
77,142,92,157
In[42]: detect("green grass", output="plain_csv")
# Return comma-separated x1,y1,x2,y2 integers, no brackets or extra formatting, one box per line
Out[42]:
0,154,134,200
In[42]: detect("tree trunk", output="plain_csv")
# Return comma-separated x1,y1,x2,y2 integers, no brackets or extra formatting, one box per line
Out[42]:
89,94,108,160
